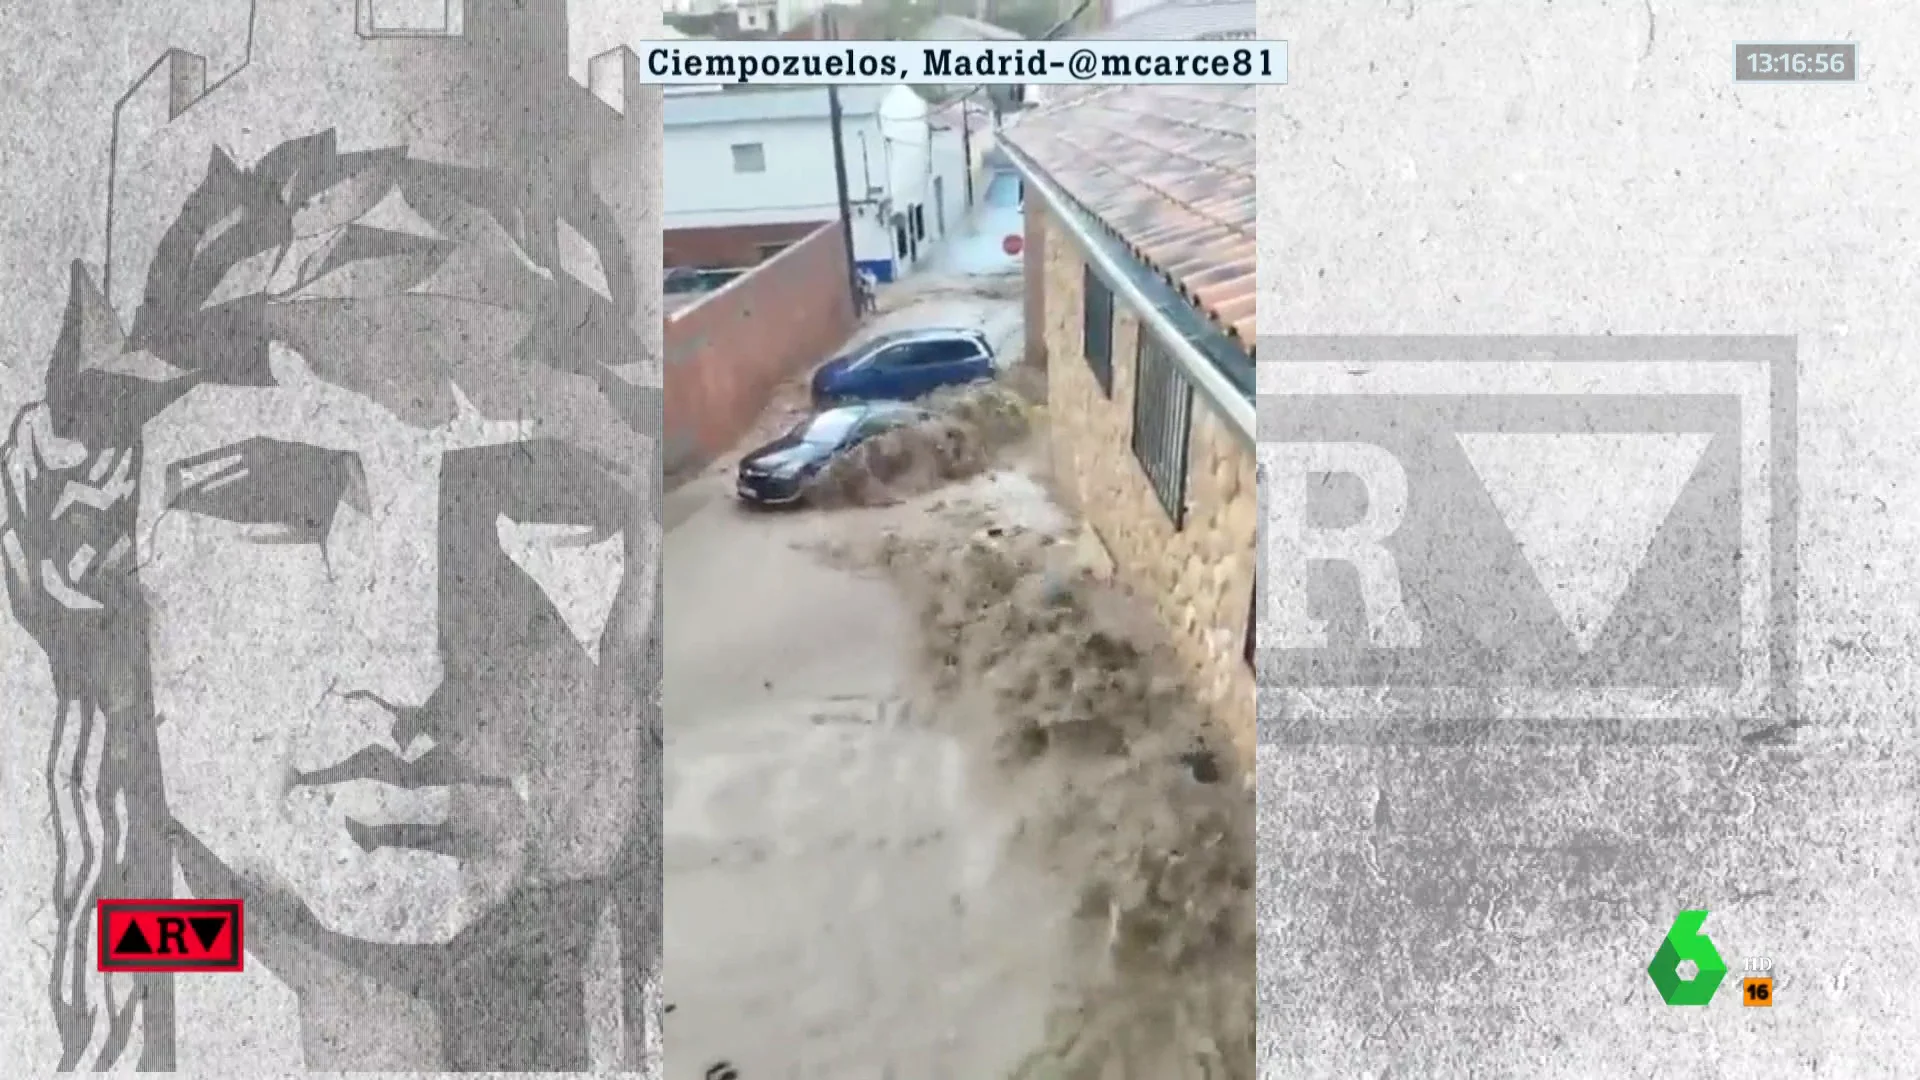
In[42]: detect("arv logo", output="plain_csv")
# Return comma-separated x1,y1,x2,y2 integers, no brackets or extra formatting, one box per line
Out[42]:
97,898,245,973
1266,433,1710,654
1256,337,1797,743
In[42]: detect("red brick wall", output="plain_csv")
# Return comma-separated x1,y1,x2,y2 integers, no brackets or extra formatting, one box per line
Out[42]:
665,221,829,269
664,222,854,483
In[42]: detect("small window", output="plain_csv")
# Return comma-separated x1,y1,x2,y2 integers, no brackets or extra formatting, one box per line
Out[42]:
911,205,926,241
1130,333,1193,528
1081,266,1114,397
730,143,766,173
1245,580,1256,668
984,171,1022,208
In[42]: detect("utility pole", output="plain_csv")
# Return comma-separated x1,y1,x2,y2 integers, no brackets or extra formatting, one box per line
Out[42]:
959,94,974,208
823,8,861,316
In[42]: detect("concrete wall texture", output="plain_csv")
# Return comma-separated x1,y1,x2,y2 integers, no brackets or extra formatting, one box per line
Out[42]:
1256,2,1920,1076
102,1,640,331
1039,216,1258,764
664,221,853,482
0,2,667,1072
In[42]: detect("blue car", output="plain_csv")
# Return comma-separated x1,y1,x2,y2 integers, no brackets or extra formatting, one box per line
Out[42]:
810,327,995,406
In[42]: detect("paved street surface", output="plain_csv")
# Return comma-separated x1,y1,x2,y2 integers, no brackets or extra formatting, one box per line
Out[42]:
664,469,1083,1078
661,280,1080,1077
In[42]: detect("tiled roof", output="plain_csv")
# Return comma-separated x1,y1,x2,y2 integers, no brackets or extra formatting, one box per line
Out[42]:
1003,83,1255,353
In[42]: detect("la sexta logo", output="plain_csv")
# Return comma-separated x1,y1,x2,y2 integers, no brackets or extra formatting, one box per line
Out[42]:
96,899,244,973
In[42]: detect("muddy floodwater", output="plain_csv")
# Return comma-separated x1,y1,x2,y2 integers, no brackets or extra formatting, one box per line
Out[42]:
664,465,1253,1078
663,276,1252,1078
663,470,1085,1078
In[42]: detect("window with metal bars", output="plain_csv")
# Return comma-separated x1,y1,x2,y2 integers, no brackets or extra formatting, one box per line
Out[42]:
1130,332,1193,528
1245,580,1255,668
1082,265,1114,397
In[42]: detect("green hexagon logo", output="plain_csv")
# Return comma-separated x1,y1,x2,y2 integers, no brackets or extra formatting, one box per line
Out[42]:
1647,909,1729,1005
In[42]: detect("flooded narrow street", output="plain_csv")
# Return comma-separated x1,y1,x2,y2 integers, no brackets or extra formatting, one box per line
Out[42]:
663,465,1084,1077
662,277,1254,1078
660,278,1075,1077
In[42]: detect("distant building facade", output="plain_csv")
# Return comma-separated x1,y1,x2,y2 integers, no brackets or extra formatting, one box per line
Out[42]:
664,85,968,283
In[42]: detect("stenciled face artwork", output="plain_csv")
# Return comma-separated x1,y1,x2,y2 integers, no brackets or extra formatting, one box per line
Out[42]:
137,339,645,946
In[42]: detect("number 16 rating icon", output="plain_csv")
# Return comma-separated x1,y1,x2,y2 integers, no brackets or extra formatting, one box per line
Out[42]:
1743,956,1775,1008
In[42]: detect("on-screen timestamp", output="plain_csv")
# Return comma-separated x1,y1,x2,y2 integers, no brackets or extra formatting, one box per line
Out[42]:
1733,42,1857,83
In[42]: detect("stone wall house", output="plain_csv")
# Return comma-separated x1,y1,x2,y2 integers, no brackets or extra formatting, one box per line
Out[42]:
1000,85,1258,763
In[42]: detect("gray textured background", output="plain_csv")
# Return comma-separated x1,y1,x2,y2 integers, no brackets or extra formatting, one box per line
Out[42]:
1,1,665,1073
1257,2,1918,1076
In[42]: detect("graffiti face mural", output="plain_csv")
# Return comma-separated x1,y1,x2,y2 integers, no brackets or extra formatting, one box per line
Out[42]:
1,5,661,1070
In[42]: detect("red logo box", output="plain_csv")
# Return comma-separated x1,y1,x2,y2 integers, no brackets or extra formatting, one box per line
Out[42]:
96,899,245,973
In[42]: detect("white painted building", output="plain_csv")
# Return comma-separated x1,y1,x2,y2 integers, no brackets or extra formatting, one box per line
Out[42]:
664,84,970,282
662,0,847,32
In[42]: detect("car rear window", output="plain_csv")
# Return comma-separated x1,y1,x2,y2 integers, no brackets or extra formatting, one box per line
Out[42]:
908,339,982,365
799,410,860,444
859,410,916,437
